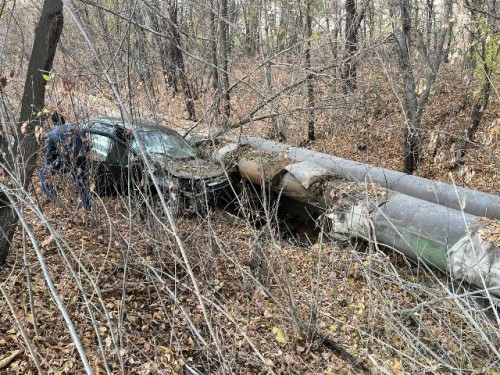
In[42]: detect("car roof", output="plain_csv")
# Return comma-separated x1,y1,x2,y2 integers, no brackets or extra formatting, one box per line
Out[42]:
90,117,182,137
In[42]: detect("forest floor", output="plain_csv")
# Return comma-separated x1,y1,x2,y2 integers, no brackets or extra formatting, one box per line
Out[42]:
0,60,499,374
1,182,498,374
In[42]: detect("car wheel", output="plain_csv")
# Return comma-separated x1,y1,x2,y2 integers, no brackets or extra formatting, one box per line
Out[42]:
150,193,181,220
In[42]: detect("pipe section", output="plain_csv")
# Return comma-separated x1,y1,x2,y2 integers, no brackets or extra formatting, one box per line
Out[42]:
328,193,500,295
213,144,500,295
228,135,500,220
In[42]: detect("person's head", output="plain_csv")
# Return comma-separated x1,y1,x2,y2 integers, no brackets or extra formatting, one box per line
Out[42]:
51,111,65,125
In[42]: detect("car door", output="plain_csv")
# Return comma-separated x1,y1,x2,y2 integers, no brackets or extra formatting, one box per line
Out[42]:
88,131,130,195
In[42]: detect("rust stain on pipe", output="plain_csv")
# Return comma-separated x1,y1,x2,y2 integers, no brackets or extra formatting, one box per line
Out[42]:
238,157,324,205
238,158,265,185
276,173,319,204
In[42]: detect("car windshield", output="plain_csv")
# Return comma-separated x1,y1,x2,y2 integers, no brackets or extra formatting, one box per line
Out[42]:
132,129,196,159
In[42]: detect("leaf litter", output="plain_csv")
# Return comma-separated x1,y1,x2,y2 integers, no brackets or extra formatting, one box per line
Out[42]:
0,176,498,374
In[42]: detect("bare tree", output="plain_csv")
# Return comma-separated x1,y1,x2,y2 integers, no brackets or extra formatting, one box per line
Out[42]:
392,0,452,174
0,0,63,265
262,0,285,142
135,26,155,98
454,0,498,167
305,0,315,141
210,0,220,94
242,0,260,54
341,0,368,92
220,0,231,123
149,0,177,91
168,1,197,120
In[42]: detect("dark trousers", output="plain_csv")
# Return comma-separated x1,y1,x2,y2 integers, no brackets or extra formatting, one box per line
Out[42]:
39,164,91,210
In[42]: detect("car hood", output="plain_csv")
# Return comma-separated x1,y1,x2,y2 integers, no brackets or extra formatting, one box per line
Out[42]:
152,156,225,179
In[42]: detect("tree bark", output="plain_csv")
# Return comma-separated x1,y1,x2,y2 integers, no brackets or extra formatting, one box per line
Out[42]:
168,1,196,120
149,0,177,92
453,1,496,167
210,0,220,93
136,26,155,98
395,0,421,174
305,0,315,141
242,0,259,54
393,0,451,174
261,0,283,142
210,0,223,119
342,0,357,91
220,0,231,123
341,0,367,92
0,0,63,265
426,0,434,52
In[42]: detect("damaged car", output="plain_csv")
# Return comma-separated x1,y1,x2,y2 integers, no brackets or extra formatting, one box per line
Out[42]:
85,117,232,215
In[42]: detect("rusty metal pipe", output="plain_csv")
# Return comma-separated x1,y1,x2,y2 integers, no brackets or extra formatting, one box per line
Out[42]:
228,135,500,220
213,144,500,296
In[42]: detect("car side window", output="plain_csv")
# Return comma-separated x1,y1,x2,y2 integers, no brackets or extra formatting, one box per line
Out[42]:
89,133,128,165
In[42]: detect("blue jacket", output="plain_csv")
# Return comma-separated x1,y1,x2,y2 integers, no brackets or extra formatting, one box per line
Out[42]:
43,124,88,170
40,124,91,209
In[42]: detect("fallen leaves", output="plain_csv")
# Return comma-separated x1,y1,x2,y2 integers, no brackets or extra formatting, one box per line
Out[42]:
391,358,403,372
478,217,500,246
20,122,28,134
0,175,498,374
271,326,287,345
41,234,54,248
0,350,21,370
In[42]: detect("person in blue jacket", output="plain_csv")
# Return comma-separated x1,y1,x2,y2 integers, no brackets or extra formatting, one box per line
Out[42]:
39,112,91,209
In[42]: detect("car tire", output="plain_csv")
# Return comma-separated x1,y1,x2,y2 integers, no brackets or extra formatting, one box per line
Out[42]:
150,193,181,220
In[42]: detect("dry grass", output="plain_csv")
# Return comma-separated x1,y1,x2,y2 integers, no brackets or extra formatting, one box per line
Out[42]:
0,175,499,374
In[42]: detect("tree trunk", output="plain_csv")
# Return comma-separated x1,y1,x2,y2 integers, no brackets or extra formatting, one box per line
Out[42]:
394,0,451,174
425,0,434,52
453,2,496,167
136,27,155,98
395,0,420,174
150,0,177,92
305,0,315,141
168,1,196,120
261,0,283,141
341,0,367,92
242,0,259,54
342,0,357,92
0,0,63,265
210,0,220,93
454,82,491,166
220,0,231,123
